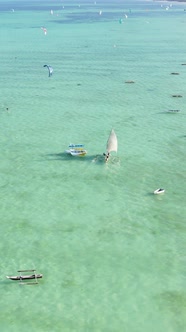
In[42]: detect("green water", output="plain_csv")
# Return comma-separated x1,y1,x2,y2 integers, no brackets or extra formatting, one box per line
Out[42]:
0,1,186,331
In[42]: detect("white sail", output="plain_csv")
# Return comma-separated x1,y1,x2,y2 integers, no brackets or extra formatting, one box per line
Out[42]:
106,129,118,153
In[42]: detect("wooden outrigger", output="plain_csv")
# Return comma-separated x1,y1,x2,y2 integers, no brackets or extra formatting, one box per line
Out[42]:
7,269,43,285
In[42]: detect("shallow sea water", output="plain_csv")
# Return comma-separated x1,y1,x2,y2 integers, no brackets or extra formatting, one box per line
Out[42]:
0,1,186,331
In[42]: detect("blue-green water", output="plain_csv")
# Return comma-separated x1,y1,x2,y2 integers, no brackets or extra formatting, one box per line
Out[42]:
0,1,186,331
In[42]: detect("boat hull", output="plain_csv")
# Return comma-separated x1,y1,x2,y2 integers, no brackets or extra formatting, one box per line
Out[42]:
65,149,87,156
7,274,43,280
154,189,165,194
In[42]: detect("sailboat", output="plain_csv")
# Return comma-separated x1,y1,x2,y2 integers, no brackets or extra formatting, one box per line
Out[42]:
103,129,118,162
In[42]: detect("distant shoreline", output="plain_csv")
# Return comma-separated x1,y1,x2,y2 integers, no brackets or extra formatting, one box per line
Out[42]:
158,0,186,2
154,0,186,2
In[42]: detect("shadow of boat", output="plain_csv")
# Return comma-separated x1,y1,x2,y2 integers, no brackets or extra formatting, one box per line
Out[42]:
44,153,120,165
44,152,98,163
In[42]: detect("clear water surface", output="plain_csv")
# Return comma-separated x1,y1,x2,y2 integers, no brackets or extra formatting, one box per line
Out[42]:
0,1,185,331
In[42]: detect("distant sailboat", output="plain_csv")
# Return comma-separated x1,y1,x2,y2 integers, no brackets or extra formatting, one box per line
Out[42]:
103,129,118,162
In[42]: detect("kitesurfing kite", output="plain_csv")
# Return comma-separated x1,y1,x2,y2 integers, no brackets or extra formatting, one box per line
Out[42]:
43,65,53,77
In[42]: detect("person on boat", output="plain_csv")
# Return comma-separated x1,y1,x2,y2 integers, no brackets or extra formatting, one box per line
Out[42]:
103,152,110,162
105,153,110,162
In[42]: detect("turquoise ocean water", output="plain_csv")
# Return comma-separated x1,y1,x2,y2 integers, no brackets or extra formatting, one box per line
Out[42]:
0,0,186,331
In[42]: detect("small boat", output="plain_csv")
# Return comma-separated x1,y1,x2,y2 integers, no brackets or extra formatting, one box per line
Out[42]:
65,144,87,156
167,110,180,113
153,188,165,194
7,274,43,281
103,129,118,162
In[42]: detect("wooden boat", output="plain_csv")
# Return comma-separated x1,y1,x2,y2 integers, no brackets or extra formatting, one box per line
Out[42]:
65,144,87,156
167,110,180,113
7,274,43,281
153,188,165,194
7,269,42,284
